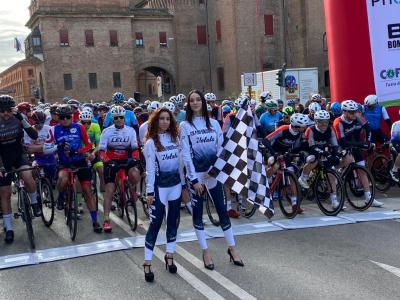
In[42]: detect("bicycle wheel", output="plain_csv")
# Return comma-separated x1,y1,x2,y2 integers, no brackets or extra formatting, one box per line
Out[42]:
371,155,393,192
66,188,78,241
39,178,55,227
344,165,375,211
139,176,149,218
20,189,35,249
278,170,302,219
314,169,344,216
91,172,99,211
114,185,124,218
124,181,138,231
238,193,257,218
205,188,220,226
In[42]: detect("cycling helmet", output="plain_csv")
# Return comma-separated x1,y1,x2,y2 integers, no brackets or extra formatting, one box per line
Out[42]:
207,104,212,112
260,91,272,100
127,98,139,106
17,102,31,112
222,105,231,113
250,99,257,109
282,106,295,116
67,99,80,109
144,100,151,106
82,103,94,110
277,99,284,105
147,101,161,112
266,99,278,109
357,103,364,114
110,105,125,117
235,96,247,108
287,99,296,107
0,95,16,109
341,100,358,112
290,113,309,127
204,92,217,102
364,94,378,106
56,104,73,116
133,107,143,114
314,110,330,121
330,102,342,116
50,104,58,114
62,96,70,104
32,110,46,123
112,92,125,103
308,102,321,113
169,96,177,103
311,93,322,102
79,110,93,121
162,101,176,113
221,100,231,106
175,94,186,105
98,103,108,110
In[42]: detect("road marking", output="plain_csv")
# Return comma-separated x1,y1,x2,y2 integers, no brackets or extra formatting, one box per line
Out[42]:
370,260,400,278
98,203,226,300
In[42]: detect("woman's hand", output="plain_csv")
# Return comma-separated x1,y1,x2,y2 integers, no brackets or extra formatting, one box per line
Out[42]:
193,183,204,196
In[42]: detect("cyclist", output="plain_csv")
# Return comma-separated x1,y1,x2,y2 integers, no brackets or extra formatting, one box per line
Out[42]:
139,101,161,145
17,102,34,125
255,91,272,118
303,94,323,114
99,106,140,233
276,106,295,128
329,102,342,124
307,102,322,126
67,99,81,123
24,110,57,180
390,118,400,182
180,90,243,270
53,104,102,233
264,113,310,213
333,100,383,207
363,94,392,144
172,94,187,124
259,100,282,136
142,107,185,282
0,95,39,244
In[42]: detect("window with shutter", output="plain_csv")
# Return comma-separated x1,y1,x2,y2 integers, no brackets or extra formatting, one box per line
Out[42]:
60,29,69,46
264,15,273,36
217,67,225,91
197,25,207,45
85,30,94,46
159,32,167,48
135,32,144,47
113,72,121,88
89,73,97,89
216,20,221,42
63,74,72,90
110,30,118,47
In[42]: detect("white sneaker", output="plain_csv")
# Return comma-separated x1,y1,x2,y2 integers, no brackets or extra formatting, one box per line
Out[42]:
332,200,340,210
390,169,399,183
371,199,384,207
298,177,310,189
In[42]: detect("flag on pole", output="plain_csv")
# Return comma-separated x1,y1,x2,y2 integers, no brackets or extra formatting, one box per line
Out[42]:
14,37,22,52
208,103,274,218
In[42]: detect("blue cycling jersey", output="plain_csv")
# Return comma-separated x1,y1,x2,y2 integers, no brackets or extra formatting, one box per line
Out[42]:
54,123,87,164
363,105,387,130
103,110,138,128
259,111,282,134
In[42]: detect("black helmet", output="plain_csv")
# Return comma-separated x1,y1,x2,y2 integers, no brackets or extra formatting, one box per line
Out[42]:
56,104,73,115
0,95,16,109
50,104,58,114
32,110,46,123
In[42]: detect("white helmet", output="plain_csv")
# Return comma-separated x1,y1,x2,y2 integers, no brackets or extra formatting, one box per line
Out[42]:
81,106,93,113
169,96,177,103
128,98,139,106
314,110,330,120
175,94,186,105
235,96,247,108
207,104,212,112
341,100,358,111
147,101,161,112
364,94,378,106
79,110,93,121
144,100,151,106
204,92,217,102
250,99,256,109
290,113,309,127
308,102,321,113
311,93,322,102
110,105,125,117
260,91,272,99
162,101,176,113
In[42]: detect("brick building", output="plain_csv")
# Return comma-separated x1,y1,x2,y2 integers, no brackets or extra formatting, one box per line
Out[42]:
0,58,39,104
24,0,329,102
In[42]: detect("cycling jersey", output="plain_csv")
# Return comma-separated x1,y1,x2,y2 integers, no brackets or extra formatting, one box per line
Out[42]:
259,111,282,135
363,105,389,130
333,115,370,149
23,125,55,161
139,121,148,145
98,125,138,161
103,110,138,128
53,123,92,164
175,110,186,124
143,133,185,196
180,117,223,184
72,111,80,123
266,124,302,154
86,123,101,149
305,125,338,154
391,121,400,144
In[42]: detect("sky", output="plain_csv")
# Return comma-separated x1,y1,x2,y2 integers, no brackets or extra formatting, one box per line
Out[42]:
0,0,31,73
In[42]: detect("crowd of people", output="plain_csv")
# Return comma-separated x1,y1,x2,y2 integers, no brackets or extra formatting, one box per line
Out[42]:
0,88,399,282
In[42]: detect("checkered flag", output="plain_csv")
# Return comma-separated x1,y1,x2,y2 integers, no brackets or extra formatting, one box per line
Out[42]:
208,104,274,217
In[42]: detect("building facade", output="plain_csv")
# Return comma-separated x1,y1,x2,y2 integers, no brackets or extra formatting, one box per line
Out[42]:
0,58,39,104
24,0,329,102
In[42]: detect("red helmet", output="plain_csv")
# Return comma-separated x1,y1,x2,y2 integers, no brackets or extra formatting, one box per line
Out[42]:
17,102,31,113
32,110,46,124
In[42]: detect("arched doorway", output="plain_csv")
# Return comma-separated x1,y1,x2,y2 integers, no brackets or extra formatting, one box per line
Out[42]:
137,66,174,100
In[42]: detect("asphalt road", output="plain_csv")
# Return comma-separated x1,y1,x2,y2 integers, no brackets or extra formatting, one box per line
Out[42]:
0,187,399,300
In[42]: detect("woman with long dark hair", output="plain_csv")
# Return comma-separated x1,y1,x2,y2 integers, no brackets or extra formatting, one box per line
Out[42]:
142,107,185,282
180,90,243,270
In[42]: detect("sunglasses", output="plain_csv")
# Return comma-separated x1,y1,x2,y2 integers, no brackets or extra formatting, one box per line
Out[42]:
292,125,302,129
59,115,72,120
81,121,91,125
0,108,12,113
345,111,356,115
113,116,124,120
316,120,329,125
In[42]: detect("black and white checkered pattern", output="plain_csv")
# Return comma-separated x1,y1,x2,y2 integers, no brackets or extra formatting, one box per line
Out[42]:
208,105,274,216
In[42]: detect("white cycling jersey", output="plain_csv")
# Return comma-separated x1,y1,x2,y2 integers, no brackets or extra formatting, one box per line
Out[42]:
139,121,148,145
99,125,137,160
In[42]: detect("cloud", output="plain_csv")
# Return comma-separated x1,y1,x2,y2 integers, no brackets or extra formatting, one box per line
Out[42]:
0,0,31,72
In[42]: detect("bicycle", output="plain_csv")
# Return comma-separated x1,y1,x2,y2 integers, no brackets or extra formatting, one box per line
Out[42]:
33,165,55,227
91,170,99,211
204,184,223,227
10,167,37,249
138,174,150,218
340,147,375,211
110,163,137,231
370,143,397,192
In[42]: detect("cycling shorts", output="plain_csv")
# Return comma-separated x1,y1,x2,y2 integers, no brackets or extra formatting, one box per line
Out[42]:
104,159,142,184
0,154,31,187
58,159,92,185
91,154,103,170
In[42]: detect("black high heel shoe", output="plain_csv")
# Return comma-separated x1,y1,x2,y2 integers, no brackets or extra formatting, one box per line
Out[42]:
164,254,177,274
227,249,244,267
202,252,214,270
143,264,154,282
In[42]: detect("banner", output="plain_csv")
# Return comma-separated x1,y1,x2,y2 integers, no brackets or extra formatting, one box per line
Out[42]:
366,0,400,105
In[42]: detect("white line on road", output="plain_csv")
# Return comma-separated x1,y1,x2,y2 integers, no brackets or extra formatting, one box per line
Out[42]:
370,260,400,278
98,203,226,300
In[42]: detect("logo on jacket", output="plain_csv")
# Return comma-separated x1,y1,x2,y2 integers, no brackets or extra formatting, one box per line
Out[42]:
70,128,77,134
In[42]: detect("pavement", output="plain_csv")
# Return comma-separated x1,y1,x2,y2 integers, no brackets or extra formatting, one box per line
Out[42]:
0,186,400,299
